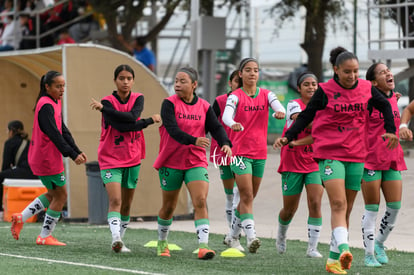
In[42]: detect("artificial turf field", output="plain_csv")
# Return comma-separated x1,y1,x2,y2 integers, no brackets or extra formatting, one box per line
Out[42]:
0,222,413,274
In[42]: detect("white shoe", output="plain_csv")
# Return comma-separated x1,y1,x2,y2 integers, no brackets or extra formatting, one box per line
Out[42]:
120,245,131,253
307,248,323,258
223,234,232,246
276,238,286,254
229,237,245,252
247,237,261,253
111,237,124,253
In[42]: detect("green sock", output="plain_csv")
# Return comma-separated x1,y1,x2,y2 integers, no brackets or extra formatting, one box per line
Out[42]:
338,243,350,253
329,251,340,261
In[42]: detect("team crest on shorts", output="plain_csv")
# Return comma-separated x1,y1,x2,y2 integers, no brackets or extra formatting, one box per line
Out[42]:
238,162,247,170
60,174,66,182
324,165,333,176
104,170,112,179
283,182,287,191
367,170,376,176
162,177,167,186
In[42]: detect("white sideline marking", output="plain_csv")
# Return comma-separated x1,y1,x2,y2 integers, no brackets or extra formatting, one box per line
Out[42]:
0,253,165,275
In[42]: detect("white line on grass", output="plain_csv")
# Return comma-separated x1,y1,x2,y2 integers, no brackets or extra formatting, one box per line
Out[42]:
0,253,166,275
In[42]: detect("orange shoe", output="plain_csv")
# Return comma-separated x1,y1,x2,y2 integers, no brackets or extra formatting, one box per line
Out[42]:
326,260,347,274
339,251,353,270
157,240,170,257
198,247,215,260
11,213,24,240
36,235,66,246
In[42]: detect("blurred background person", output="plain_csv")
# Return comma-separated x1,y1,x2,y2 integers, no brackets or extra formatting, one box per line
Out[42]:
57,28,75,45
118,35,156,73
0,14,22,51
0,120,37,215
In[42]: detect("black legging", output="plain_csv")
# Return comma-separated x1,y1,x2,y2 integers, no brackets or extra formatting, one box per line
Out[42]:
0,168,38,211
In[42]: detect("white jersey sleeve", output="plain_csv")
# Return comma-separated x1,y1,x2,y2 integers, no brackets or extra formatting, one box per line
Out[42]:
222,94,239,128
285,100,301,129
268,92,286,116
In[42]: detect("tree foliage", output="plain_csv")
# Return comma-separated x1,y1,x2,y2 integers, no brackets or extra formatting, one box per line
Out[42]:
268,0,347,80
87,0,238,56
88,0,182,52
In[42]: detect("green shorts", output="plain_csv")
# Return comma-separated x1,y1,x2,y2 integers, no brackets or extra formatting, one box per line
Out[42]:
281,171,322,196
230,157,266,178
319,159,364,191
39,172,66,189
100,165,141,189
158,167,209,191
362,168,402,182
219,165,234,180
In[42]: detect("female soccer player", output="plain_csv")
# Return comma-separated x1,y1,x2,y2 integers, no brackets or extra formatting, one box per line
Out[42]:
90,64,160,253
361,63,407,267
222,57,286,253
273,72,324,258
11,71,87,245
209,70,240,246
399,100,414,140
154,67,232,260
276,47,398,274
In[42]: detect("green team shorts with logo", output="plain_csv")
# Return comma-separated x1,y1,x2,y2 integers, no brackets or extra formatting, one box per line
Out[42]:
219,165,234,180
39,172,66,189
158,167,209,191
319,159,364,191
100,165,141,189
281,171,322,196
230,157,266,178
362,168,402,182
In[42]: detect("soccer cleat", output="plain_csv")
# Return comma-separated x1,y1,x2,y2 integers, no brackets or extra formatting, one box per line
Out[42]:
111,237,123,253
339,250,353,270
157,240,170,257
198,246,215,260
36,235,66,246
374,241,389,264
229,237,245,252
223,234,232,246
120,245,131,253
306,248,323,258
364,254,382,267
326,260,347,274
247,237,261,253
276,237,286,254
11,213,24,240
